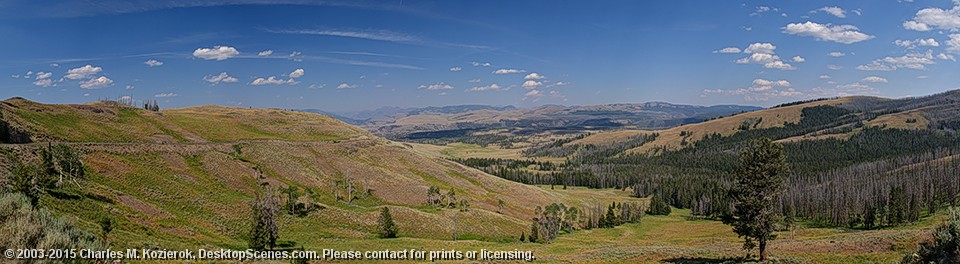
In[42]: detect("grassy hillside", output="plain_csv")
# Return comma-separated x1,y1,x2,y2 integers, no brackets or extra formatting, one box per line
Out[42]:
0,98,610,249
0,98,368,143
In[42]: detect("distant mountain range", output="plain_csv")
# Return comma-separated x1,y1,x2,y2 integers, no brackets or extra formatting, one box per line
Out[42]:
303,102,762,139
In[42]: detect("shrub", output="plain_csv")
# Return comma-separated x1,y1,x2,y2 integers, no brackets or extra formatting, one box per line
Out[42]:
902,207,960,264
0,192,103,253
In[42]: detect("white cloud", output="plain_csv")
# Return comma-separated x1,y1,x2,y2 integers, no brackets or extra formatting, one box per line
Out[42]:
702,78,801,101
418,82,453,90
861,76,889,83
144,59,163,67
64,65,102,80
468,84,503,91
714,47,742,53
79,76,113,89
492,68,525,74
948,34,960,53
763,61,796,70
750,6,781,16
895,38,941,49
819,75,832,79
743,43,776,54
524,72,546,80
857,50,937,71
154,93,178,98
917,75,929,79
258,50,273,56
752,79,792,87
818,6,846,18
735,43,795,70
251,76,298,85
522,80,543,89
468,79,481,83
828,52,846,57
33,79,53,87
524,89,543,97
449,67,462,72
919,38,941,47
938,53,957,61
737,53,779,64
268,29,418,43
903,21,931,31
125,85,134,90
903,3,960,31
337,83,357,89
289,68,305,78
807,85,869,98
791,56,806,62
35,72,52,80
203,72,238,84
471,61,491,67
783,21,874,44
192,45,239,60
827,64,844,70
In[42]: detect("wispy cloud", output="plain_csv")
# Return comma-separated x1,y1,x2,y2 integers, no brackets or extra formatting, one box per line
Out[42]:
263,27,495,51
265,28,418,43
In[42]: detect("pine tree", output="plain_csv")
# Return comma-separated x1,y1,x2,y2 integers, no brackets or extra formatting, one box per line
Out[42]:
377,207,398,238
646,195,672,216
519,232,526,243
604,204,618,227
529,221,539,243
722,138,789,261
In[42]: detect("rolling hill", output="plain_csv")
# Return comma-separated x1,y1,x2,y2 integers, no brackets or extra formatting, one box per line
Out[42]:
0,97,628,249
570,91,960,154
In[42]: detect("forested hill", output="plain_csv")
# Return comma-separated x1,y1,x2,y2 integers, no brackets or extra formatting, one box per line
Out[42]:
458,90,960,229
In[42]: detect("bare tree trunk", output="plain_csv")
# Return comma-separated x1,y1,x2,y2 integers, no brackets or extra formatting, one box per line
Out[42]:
758,238,767,261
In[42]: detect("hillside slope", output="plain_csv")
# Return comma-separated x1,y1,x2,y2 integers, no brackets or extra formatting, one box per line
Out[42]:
569,91,960,155
0,98,610,249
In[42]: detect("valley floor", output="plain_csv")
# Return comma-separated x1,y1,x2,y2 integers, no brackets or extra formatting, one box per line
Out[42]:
296,186,934,264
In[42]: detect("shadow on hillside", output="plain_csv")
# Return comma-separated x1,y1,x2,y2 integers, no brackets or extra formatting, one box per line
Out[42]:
661,256,752,264
47,190,82,200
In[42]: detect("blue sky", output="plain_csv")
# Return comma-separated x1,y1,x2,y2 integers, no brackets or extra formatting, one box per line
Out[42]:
1,0,960,112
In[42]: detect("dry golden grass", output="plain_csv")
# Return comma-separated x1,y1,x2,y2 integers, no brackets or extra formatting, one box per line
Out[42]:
866,110,929,130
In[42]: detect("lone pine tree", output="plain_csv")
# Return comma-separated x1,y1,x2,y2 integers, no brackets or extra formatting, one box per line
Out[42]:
722,137,789,261
377,207,398,239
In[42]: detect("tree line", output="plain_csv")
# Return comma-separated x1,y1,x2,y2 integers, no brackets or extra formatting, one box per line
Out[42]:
454,105,960,229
